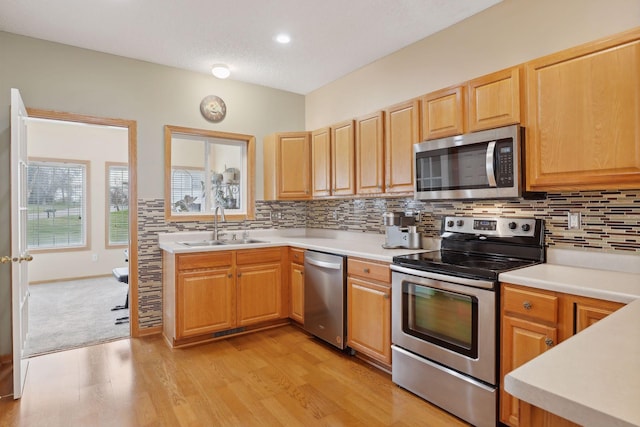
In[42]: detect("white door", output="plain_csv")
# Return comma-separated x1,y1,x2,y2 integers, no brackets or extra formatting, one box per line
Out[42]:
10,88,31,399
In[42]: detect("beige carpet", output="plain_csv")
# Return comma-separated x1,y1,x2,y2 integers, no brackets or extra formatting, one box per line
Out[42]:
24,276,129,356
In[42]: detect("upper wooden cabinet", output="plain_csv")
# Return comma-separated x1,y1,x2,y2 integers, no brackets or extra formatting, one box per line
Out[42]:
263,132,311,200
331,120,356,196
421,85,465,140
355,112,385,194
525,28,640,191
311,127,331,197
467,66,523,132
385,99,420,193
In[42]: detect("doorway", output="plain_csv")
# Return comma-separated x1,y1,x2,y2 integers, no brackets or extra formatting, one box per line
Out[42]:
24,109,138,354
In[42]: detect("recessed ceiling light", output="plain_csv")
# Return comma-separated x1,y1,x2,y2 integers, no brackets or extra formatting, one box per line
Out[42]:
275,33,291,44
211,64,230,79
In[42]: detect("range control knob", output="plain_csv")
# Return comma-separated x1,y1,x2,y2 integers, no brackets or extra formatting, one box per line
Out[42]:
456,220,464,227
446,220,454,227
522,223,531,232
508,222,517,230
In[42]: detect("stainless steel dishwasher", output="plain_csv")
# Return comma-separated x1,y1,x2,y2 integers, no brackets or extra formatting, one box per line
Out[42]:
303,250,347,350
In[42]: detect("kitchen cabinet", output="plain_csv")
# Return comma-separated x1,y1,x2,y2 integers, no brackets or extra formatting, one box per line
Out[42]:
420,85,465,140
311,127,331,197
347,258,392,368
331,120,356,196
500,283,625,427
163,247,288,347
355,111,385,195
525,28,640,191
385,99,420,194
263,132,311,200
236,248,286,326
467,66,523,132
289,247,305,324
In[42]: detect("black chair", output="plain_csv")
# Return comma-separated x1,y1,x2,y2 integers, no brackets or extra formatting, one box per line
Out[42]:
111,266,129,325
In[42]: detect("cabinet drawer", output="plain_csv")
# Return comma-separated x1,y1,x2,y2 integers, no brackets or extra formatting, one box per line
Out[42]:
290,248,305,265
177,252,233,271
236,247,282,265
348,258,390,283
503,285,558,323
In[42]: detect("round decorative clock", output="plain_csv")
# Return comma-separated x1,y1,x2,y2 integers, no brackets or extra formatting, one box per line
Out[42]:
200,95,227,122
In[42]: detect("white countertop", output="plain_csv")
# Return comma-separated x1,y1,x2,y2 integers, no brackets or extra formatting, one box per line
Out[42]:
500,249,640,427
158,228,435,263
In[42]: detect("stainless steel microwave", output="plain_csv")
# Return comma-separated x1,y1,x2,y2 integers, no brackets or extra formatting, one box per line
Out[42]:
414,125,541,201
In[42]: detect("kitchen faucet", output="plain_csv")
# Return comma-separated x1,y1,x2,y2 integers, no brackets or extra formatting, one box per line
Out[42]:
213,205,226,241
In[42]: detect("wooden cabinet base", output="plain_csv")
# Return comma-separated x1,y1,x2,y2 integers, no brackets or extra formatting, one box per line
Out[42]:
163,319,291,349
519,402,581,427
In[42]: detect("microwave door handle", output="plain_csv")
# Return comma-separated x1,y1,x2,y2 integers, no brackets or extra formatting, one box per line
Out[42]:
486,140,497,187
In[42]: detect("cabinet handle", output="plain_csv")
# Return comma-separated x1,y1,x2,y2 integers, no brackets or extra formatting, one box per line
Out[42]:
383,293,389,299
228,274,233,278
523,301,532,310
237,273,242,278
363,268,370,273
545,338,554,347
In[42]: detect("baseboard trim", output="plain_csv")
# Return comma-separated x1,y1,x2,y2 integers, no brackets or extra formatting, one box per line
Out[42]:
30,274,112,285
137,326,162,337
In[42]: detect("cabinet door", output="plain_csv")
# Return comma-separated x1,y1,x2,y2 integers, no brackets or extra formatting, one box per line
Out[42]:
290,262,304,324
467,67,522,132
421,86,465,140
385,100,419,193
331,120,356,196
572,297,624,335
177,267,235,338
347,277,391,365
264,132,311,200
355,112,385,194
237,262,283,326
311,127,332,197
500,315,557,427
526,29,640,190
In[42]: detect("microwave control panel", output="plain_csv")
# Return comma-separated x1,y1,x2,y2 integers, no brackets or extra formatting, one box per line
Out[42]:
496,139,514,187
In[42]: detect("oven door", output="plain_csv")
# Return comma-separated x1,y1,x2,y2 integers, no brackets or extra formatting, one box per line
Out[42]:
391,265,497,385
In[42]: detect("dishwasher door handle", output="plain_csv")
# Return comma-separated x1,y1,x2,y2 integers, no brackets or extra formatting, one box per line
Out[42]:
306,258,342,270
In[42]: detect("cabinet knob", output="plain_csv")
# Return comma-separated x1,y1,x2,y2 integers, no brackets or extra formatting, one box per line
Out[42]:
545,338,554,347
228,274,233,278
383,293,389,299
523,301,532,310
363,268,370,273
237,273,242,278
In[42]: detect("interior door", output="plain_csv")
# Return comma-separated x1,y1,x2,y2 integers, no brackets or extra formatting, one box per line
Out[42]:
10,88,31,399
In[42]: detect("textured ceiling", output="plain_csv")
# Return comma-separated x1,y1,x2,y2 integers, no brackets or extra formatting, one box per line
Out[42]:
0,0,502,94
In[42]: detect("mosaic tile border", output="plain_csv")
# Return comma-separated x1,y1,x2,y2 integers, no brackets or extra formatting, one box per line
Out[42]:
137,190,638,330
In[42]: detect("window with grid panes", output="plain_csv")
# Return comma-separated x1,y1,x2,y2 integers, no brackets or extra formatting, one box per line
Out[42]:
107,163,129,246
27,160,88,249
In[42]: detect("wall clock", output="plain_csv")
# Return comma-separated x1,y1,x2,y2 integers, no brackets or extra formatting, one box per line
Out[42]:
200,95,227,122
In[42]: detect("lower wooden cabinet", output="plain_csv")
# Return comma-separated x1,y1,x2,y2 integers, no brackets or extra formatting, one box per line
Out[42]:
289,248,305,324
500,282,624,427
163,247,288,347
347,258,392,367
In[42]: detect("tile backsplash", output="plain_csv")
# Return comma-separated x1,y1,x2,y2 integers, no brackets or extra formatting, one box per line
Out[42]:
137,190,638,330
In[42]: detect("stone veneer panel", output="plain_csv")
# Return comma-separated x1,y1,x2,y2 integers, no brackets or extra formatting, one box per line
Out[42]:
137,190,638,331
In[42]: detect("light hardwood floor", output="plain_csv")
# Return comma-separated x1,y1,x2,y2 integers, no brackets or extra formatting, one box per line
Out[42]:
0,325,470,426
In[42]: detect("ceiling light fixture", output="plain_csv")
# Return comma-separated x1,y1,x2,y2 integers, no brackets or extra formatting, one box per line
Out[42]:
211,64,231,79
275,33,291,44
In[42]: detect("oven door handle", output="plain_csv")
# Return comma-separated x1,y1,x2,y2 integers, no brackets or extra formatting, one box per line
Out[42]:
486,140,497,188
391,264,495,290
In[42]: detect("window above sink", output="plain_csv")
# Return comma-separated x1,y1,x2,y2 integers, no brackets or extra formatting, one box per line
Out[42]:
164,125,256,221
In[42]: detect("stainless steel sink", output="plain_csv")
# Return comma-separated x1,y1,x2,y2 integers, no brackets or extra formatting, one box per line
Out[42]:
178,240,227,247
227,239,268,245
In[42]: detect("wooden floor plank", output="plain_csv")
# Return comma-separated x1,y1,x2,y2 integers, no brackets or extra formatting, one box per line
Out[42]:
0,325,471,426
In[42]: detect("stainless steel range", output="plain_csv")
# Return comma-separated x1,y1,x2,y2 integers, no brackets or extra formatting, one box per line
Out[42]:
391,216,545,427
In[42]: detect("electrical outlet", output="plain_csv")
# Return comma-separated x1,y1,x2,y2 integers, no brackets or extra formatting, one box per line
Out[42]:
91,253,98,262
567,212,582,230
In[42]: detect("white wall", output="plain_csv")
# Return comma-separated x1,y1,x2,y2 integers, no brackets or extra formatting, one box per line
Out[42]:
27,118,128,282
305,0,640,129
